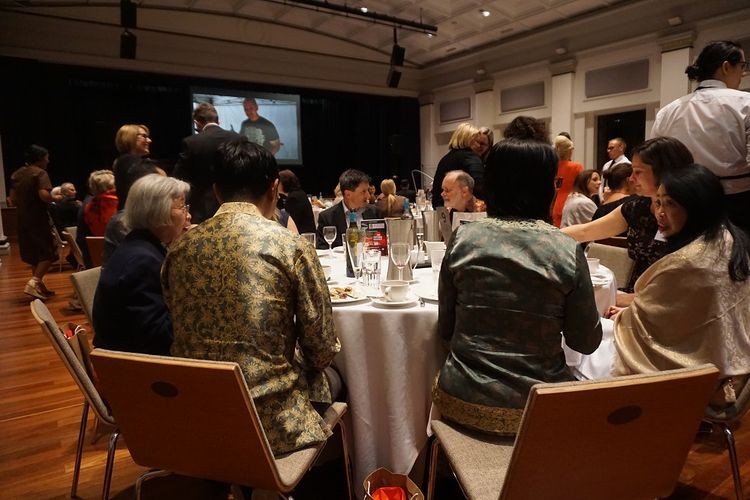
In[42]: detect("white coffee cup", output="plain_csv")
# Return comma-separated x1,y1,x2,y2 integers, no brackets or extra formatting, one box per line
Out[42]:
586,257,600,274
380,280,409,302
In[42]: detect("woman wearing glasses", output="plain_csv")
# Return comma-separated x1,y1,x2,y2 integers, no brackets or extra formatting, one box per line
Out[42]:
652,40,750,233
93,174,191,355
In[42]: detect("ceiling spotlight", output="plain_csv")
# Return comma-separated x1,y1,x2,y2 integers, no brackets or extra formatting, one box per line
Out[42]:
479,9,491,17
360,6,368,13
555,47,567,55
667,16,682,27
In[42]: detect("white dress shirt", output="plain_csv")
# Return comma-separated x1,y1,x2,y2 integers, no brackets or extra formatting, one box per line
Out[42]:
652,79,750,195
599,154,630,199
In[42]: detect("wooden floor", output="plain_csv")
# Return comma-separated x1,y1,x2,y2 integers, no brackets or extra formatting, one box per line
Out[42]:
1,237,749,499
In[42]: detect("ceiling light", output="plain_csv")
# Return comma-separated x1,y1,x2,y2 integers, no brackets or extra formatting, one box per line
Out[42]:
479,9,491,17
360,6,368,13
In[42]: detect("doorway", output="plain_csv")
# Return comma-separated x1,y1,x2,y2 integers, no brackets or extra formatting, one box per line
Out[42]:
596,109,646,169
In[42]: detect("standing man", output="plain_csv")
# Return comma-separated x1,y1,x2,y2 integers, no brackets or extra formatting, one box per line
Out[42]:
163,136,340,455
240,97,281,156
173,102,240,223
9,144,63,299
599,137,630,200
315,169,380,248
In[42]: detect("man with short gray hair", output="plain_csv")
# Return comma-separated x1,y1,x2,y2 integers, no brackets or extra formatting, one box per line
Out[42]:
441,170,482,213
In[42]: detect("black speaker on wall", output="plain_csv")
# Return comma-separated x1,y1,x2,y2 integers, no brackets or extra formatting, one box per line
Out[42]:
386,67,401,88
121,0,137,29
390,44,405,66
120,30,137,59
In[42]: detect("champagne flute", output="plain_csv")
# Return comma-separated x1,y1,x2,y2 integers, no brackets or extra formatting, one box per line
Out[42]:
390,242,410,281
346,236,364,285
323,226,337,259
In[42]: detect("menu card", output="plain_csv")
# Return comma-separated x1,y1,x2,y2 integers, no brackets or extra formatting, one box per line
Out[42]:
361,219,388,256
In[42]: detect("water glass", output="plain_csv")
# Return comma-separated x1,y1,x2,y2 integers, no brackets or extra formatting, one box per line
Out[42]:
323,226,337,258
390,242,411,281
364,249,381,289
431,249,446,290
301,232,316,248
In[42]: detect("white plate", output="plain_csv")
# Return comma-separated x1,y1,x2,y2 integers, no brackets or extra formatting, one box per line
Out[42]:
414,287,438,302
329,285,368,304
333,246,345,254
371,293,419,308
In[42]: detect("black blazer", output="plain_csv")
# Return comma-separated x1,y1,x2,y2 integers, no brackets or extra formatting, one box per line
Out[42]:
173,125,240,223
284,189,316,235
431,148,484,208
315,202,381,248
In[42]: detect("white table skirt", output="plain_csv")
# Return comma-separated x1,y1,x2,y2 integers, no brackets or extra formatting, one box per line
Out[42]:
320,250,615,493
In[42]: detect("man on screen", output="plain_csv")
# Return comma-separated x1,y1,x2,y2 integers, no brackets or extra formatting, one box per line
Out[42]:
240,97,281,155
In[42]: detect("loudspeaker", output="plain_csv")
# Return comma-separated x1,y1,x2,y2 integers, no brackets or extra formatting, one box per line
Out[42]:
386,67,401,88
121,0,137,29
120,30,136,59
390,44,405,66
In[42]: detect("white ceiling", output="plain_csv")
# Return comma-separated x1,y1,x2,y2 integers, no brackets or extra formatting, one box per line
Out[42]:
0,0,747,84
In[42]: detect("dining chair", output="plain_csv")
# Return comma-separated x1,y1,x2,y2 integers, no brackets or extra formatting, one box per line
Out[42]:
86,236,106,268
51,228,73,272
29,300,120,500
586,242,634,289
426,365,719,500
70,266,102,327
704,378,750,500
62,227,86,270
89,349,354,500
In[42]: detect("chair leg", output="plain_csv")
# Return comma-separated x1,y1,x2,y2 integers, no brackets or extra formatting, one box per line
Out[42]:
135,469,172,500
71,400,90,498
720,423,744,500
426,436,440,500
337,419,354,500
101,429,121,500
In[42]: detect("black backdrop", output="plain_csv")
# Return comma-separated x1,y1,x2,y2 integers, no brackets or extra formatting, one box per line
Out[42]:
1,56,420,199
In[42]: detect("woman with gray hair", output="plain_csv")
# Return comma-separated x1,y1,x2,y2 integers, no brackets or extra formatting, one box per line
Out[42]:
92,174,191,355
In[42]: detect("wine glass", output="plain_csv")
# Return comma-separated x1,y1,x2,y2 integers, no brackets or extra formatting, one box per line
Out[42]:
390,242,410,281
431,249,446,292
323,226,337,259
346,236,365,285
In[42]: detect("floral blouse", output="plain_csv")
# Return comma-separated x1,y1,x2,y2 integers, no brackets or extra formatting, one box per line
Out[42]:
620,196,667,292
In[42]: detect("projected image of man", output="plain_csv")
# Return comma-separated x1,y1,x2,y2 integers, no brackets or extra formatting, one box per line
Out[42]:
240,97,281,155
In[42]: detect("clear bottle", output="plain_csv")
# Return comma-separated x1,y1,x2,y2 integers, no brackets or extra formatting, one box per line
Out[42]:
345,211,359,278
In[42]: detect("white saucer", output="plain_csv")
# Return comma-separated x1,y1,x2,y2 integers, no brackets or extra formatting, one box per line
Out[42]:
371,293,419,308
414,287,438,302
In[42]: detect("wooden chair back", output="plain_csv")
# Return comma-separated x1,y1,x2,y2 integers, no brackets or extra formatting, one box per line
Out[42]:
85,236,105,268
499,365,719,500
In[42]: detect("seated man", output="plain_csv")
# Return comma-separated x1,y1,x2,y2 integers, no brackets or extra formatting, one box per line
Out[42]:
162,136,341,456
51,182,81,231
441,170,485,213
315,168,380,248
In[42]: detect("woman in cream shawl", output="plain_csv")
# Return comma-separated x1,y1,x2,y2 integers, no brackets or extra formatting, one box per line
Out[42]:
578,164,750,405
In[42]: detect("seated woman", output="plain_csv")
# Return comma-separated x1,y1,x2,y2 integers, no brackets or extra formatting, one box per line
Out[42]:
278,169,316,234
376,178,406,217
432,138,602,436
93,174,191,355
560,170,601,227
83,169,118,236
577,164,750,405
592,163,635,222
562,137,694,293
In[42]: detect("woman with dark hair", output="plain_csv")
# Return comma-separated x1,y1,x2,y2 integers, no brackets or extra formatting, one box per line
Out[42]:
432,138,602,436
562,136,694,293
653,40,750,232
591,163,635,230
560,170,601,227
278,169,315,234
503,116,549,143
577,164,750,406
9,144,63,299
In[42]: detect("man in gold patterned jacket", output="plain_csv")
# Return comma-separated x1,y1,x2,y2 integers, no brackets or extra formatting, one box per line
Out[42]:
162,136,341,455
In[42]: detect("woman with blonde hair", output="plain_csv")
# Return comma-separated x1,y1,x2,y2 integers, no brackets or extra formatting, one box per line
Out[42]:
114,123,155,210
376,178,406,217
83,169,118,236
432,122,483,207
551,135,584,227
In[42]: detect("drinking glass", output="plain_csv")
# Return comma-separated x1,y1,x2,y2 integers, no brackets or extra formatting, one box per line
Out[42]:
431,249,446,291
301,232,316,248
346,237,365,285
390,242,411,281
323,226,337,259
364,249,381,289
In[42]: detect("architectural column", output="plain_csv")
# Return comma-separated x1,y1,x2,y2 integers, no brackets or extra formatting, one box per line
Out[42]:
550,59,577,143
472,78,495,129
658,32,695,109
418,92,439,193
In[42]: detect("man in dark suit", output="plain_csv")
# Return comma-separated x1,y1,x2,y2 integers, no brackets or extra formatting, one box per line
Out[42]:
173,102,240,223
316,169,380,248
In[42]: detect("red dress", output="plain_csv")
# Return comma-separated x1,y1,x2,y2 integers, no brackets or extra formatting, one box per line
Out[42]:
84,188,119,236
552,160,584,227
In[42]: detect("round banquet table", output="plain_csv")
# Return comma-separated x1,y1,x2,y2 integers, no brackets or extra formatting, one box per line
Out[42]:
319,249,616,495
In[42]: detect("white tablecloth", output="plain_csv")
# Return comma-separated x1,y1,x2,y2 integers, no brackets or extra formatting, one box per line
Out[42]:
321,250,444,494
321,250,615,493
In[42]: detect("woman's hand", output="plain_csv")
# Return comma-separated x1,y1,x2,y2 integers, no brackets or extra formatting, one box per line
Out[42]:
605,305,626,319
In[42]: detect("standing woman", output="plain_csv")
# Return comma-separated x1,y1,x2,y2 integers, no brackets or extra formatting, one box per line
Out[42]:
560,170,601,228
9,144,63,300
652,40,750,232
552,135,584,227
471,126,494,165
113,124,153,210
432,123,483,207
375,178,406,217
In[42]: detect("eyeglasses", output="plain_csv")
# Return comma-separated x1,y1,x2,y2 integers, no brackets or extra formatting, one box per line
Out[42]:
175,204,190,214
